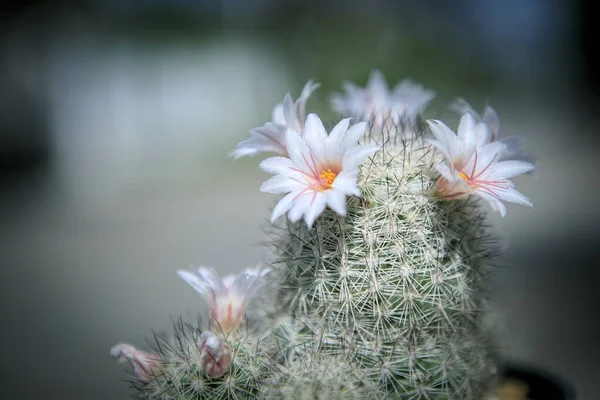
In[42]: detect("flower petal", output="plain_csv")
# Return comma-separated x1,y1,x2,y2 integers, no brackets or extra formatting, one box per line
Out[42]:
427,120,460,161
260,156,306,181
297,80,320,124
288,192,312,223
304,192,328,228
285,129,316,175
487,160,535,180
332,172,361,197
260,175,305,194
303,113,328,161
496,187,533,207
271,191,301,222
272,103,285,125
482,105,500,139
457,113,479,158
342,144,379,171
326,118,351,159
326,189,347,215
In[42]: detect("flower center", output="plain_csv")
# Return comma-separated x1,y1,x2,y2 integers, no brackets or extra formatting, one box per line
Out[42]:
319,169,337,188
459,171,469,182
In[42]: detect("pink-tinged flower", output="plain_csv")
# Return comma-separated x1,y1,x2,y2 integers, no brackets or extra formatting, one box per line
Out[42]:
330,69,435,127
199,332,231,378
427,113,535,217
230,80,320,159
110,343,161,382
450,98,536,165
259,113,379,228
177,266,270,333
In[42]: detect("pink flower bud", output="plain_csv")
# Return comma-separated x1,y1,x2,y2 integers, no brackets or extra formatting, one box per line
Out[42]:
110,343,161,382
199,332,231,378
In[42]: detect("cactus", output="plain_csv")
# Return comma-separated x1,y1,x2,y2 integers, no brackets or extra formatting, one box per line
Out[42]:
112,72,535,399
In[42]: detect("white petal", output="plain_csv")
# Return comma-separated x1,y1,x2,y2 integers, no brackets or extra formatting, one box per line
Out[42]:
343,121,368,150
326,189,347,215
230,273,263,302
450,98,479,119
282,94,297,131
496,187,533,207
230,130,285,159
464,141,507,177
297,80,320,122
177,269,210,296
332,173,360,197
427,120,460,161
475,121,491,148
229,145,259,159
487,160,535,180
367,69,389,100
271,191,301,222
325,118,351,159
288,193,312,223
260,156,305,181
260,175,305,194
482,106,500,139
303,113,328,161
342,144,379,171
178,267,227,296
285,129,315,174
457,113,479,158
272,103,285,125
435,163,456,182
427,139,453,162
476,191,507,217
304,192,328,229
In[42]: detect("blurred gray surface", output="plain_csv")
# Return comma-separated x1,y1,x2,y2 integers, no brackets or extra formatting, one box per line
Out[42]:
1,3,599,399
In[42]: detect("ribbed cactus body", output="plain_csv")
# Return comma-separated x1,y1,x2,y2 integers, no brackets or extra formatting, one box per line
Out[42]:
262,352,384,400
269,129,499,398
140,321,267,400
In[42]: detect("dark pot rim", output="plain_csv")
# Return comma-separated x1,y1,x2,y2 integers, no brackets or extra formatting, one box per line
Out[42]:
501,362,576,400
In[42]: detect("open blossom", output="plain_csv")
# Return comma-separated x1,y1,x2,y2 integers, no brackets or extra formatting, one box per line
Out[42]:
199,332,231,378
177,265,270,333
230,80,320,159
450,98,536,165
259,113,379,229
330,69,435,127
110,343,161,382
427,113,535,217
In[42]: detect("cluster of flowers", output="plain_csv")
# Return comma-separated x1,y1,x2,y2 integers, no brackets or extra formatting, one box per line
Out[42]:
111,69,535,381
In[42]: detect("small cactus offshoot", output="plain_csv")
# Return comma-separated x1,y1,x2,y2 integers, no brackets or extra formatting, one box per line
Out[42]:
112,71,535,399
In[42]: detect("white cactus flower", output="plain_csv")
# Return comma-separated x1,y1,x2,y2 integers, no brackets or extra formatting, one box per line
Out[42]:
259,113,379,229
177,266,271,333
450,98,536,165
330,69,435,127
230,80,320,159
427,113,535,217
199,332,231,378
110,343,161,382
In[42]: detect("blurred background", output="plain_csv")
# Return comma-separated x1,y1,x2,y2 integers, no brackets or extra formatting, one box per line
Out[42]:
1,0,599,398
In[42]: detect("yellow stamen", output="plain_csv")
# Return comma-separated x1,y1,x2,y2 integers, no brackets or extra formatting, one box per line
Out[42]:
319,169,337,187
459,171,469,182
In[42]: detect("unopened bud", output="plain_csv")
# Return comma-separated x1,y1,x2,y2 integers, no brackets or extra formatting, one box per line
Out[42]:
199,332,231,378
110,343,161,382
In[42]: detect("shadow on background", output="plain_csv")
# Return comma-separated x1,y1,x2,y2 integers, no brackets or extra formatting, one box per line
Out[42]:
1,1,599,399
